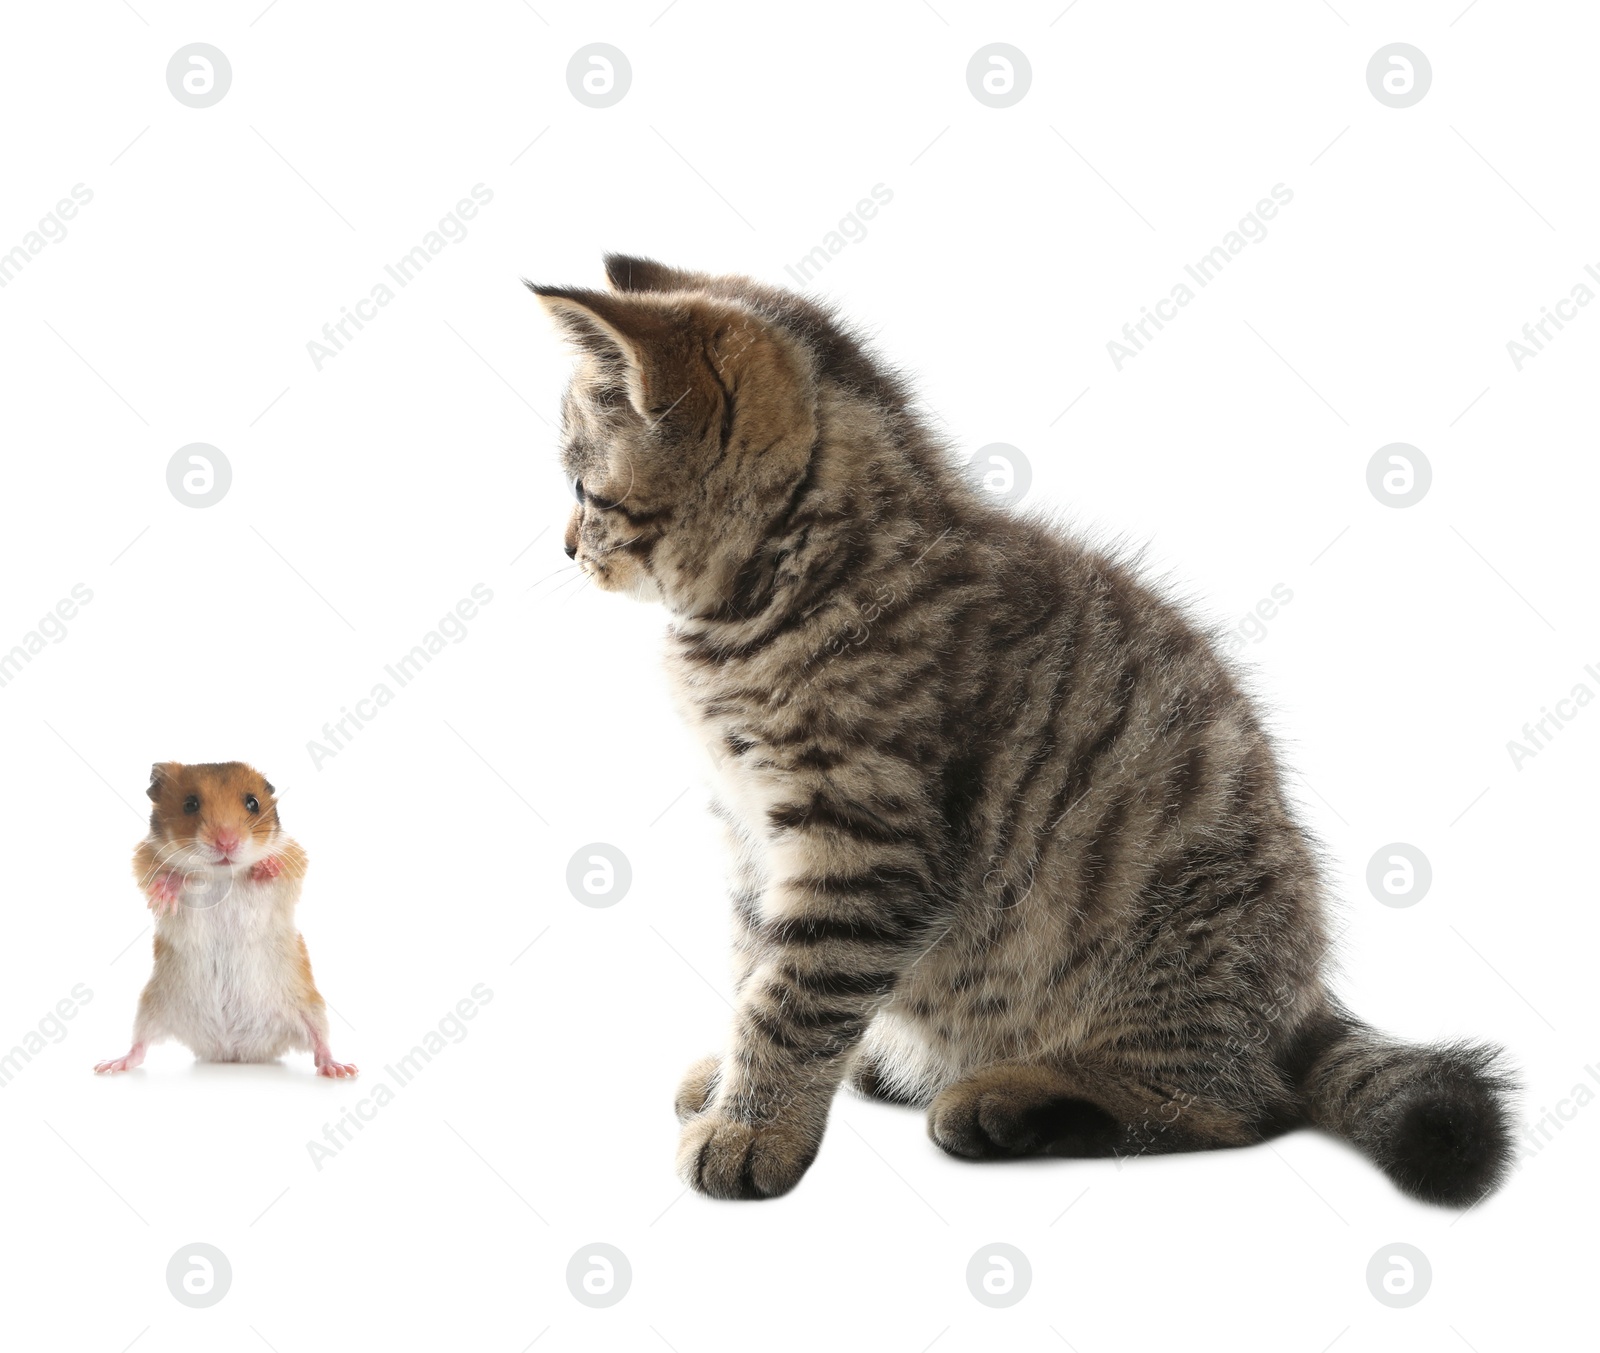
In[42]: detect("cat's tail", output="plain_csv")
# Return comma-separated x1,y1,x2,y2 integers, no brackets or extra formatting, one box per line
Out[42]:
1289,1005,1516,1206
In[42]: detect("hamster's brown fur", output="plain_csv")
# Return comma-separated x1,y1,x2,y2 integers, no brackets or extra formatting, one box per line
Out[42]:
96,762,355,1078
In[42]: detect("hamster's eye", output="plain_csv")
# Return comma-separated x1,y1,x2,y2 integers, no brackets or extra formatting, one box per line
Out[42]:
182,795,199,814
572,477,586,504
244,794,260,814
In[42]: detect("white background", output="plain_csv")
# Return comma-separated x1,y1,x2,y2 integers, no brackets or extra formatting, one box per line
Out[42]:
0,2,1594,1350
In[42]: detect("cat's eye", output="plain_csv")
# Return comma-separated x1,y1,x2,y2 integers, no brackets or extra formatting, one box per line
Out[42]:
182,794,199,814
244,794,260,813
572,477,586,505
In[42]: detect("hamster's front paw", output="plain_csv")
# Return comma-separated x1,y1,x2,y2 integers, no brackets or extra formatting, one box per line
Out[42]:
250,855,284,882
674,1054,721,1123
148,871,183,917
676,1109,819,1200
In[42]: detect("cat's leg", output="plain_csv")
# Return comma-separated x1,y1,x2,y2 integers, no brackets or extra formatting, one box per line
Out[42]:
674,805,765,1126
847,1049,924,1106
685,960,911,1125
928,1063,1121,1157
675,863,939,1199
928,1058,1264,1161
675,1054,721,1121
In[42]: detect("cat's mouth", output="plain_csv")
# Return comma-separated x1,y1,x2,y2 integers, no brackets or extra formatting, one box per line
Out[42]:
592,557,663,604
575,533,665,602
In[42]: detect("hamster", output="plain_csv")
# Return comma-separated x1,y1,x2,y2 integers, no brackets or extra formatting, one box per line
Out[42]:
95,761,356,1078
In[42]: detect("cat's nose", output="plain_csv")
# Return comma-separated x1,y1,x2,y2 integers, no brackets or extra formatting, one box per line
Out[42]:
564,540,578,559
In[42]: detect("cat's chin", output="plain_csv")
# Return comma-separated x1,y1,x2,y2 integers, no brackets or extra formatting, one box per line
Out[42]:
587,565,663,605
618,576,663,604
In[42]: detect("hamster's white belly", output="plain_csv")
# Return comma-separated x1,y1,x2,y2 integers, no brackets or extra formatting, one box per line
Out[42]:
145,878,311,1062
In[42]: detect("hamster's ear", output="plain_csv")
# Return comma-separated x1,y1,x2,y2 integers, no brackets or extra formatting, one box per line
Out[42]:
147,762,180,800
263,779,276,796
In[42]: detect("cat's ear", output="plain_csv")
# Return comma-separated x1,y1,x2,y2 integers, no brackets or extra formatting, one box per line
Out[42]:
603,253,694,294
526,282,706,424
524,283,651,365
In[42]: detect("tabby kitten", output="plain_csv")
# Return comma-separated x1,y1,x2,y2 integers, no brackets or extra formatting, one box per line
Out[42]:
529,255,1513,1205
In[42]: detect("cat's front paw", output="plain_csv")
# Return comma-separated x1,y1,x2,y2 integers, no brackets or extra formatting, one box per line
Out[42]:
676,1110,819,1200
674,1054,721,1123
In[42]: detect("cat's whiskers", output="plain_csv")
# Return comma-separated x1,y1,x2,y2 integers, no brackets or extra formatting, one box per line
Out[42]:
524,563,582,596
539,568,591,601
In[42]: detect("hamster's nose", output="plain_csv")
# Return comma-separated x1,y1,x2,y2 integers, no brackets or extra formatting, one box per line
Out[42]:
213,829,242,855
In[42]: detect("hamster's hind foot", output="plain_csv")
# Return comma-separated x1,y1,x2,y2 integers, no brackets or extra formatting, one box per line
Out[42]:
94,1043,146,1074
306,1018,357,1079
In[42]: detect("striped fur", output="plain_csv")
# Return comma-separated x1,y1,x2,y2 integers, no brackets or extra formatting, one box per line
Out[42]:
529,256,1514,1205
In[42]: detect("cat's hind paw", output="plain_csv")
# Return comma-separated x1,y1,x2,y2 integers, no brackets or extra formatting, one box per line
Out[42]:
928,1064,1119,1159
